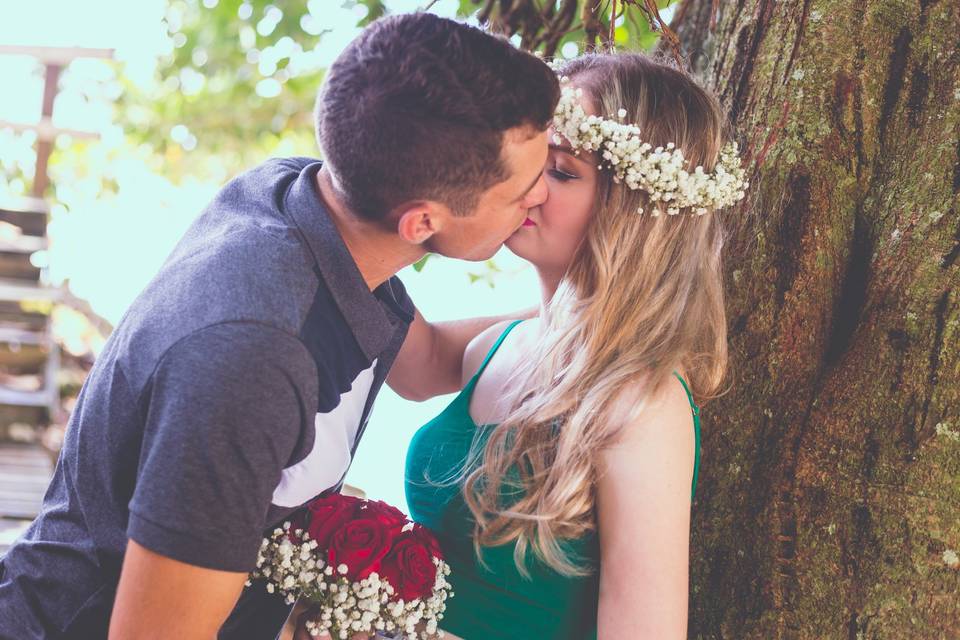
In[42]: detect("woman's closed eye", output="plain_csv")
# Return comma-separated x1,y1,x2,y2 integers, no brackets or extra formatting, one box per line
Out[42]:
547,167,579,182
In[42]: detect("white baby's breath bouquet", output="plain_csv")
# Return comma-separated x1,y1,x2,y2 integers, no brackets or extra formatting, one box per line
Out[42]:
249,494,453,639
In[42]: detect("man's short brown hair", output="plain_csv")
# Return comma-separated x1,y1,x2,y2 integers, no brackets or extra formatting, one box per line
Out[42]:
316,13,559,220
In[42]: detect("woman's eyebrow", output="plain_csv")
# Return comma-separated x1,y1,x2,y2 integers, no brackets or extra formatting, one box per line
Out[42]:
549,143,594,164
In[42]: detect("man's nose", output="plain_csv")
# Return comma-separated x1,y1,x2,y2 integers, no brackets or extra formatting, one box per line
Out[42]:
522,173,548,209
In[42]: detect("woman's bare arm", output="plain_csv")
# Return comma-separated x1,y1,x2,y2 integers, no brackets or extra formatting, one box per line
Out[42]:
595,377,697,640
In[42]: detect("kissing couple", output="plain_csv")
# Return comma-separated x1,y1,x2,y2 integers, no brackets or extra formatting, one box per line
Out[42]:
0,11,745,640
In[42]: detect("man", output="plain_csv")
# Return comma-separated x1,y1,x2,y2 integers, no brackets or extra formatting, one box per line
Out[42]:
0,13,559,640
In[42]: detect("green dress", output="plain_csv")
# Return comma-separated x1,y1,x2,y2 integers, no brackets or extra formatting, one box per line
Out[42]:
405,320,701,640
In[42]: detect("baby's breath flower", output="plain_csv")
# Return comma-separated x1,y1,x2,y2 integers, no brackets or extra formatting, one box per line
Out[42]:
250,518,452,640
553,80,748,216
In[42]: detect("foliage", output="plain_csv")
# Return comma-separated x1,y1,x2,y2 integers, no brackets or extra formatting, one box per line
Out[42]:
0,0,677,298
115,0,674,182
460,0,675,57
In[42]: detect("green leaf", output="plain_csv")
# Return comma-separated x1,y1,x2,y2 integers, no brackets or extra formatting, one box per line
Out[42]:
356,0,387,26
456,0,479,17
412,254,432,272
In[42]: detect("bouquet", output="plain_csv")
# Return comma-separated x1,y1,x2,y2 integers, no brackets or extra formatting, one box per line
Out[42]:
248,494,453,639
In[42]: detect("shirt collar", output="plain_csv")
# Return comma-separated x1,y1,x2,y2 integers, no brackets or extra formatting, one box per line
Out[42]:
284,160,407,360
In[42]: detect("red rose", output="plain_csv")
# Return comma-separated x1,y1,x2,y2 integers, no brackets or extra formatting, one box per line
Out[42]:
305,494,362,548
379,529,440,601
285,510,309,543
327,518,394,581
406,522,444,560
362,500,408,532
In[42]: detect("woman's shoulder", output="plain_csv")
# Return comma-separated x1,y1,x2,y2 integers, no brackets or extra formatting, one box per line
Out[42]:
460,319,522,387
595,371,698,536
604,370,696,456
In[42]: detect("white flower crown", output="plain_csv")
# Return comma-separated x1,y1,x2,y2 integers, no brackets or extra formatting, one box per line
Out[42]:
552,80,748,216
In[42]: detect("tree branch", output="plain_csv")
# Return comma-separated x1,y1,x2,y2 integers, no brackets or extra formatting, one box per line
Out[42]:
541,0,580,57
582,0,602,51
628,0,685,67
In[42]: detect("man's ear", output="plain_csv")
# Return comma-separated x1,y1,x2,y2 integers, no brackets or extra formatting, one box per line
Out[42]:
395,201,449,245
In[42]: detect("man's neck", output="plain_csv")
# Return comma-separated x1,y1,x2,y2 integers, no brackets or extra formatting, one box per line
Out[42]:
315,167,424,291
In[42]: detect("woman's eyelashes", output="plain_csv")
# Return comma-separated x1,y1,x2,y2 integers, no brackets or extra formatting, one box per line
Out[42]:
547,167,579,182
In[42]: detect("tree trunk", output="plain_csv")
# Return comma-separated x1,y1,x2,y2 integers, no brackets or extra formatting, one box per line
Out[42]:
664,1,960,637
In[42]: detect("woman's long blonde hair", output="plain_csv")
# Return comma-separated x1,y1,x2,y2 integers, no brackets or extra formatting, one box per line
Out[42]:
461,52,734,576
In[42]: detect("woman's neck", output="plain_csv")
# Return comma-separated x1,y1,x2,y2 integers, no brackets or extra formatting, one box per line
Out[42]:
534,265,564,324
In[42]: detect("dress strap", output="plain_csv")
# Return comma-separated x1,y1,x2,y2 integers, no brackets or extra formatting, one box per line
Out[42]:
474,319,524,381
672,371,700,417
672,371,701,500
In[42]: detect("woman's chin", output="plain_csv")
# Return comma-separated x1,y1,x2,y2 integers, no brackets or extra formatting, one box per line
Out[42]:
504,233,536,262
505,237,557,273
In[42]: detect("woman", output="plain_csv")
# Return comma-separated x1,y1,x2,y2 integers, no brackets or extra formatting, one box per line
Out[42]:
405,52,746,640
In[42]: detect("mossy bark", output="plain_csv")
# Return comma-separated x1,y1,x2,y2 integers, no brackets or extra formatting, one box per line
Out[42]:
665,1,960,637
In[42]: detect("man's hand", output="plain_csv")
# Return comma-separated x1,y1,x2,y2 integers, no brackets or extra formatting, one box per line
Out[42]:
387,307,536,401
108,539,248,640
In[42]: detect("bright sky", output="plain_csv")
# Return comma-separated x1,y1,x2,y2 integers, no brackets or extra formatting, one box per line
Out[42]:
0,0,538,511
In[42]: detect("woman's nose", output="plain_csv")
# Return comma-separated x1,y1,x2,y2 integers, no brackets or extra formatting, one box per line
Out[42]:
522,173,548,209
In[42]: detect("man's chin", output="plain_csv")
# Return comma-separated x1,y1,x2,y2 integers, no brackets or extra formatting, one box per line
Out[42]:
465,243,502,262
428,242,502,262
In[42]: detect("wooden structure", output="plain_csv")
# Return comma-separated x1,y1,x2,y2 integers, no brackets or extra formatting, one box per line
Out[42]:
0,45,112,547
0,444,52,554
0,196,59,435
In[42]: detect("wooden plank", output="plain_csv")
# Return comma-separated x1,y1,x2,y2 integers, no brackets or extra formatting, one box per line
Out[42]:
0,477,50,491
0,386,53,408
0,117,98,142
0,444,52,522
0,489,49,502
0,208,48,238
0,502,43,519
0,461,50,472
0,252,41,281
0,346,48,370
0,328,44,346
0,45,114,65
0,303,49,333
0,251,42,281
0,279,59,302
0,495,47,510
0,458,51,471
0,196,49,216
0,405,47,428
0,459,51,471
0,228,46,253
0,443,50,463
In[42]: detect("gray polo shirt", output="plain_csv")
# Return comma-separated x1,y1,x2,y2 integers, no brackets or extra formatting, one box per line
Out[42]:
0,158,414,639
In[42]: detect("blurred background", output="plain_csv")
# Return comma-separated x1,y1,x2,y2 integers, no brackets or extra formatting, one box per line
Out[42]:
0,0,674,549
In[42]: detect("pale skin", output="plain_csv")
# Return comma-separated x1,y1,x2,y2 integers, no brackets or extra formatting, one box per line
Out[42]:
447,100,695,638
108,125,550,640
461,318,694,640
293,103,696,638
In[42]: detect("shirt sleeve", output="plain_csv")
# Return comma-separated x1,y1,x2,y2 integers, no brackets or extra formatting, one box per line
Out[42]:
127,322,318,572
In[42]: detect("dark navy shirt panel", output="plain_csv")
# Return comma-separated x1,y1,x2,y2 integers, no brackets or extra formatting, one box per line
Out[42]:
0,157,414,640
